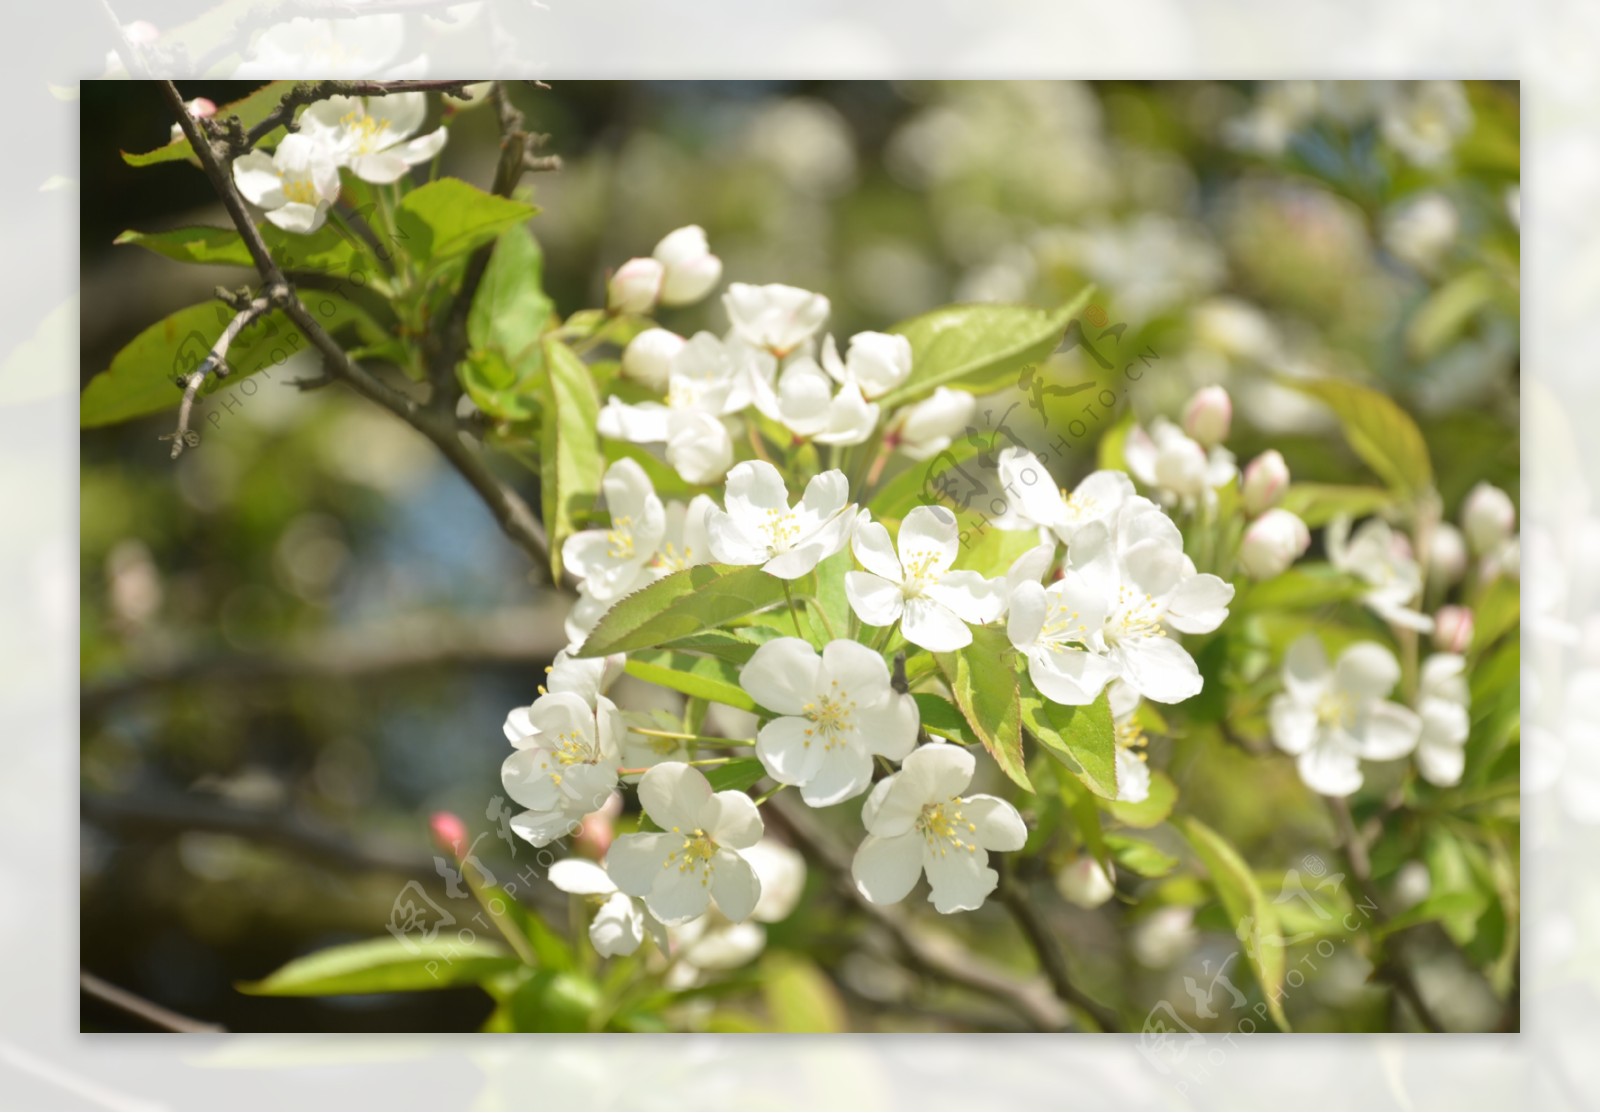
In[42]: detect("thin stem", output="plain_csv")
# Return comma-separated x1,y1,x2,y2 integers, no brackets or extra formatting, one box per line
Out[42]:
458,851,538,967
632,727,752,747
782,579,808,640
993,864,1121,1032
81,971,224,1033
1326,795,1446,1032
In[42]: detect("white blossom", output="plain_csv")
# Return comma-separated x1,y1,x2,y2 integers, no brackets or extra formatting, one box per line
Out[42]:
1238,509,1311,579
652,225,722,307
1381,81,1472,168
232,134,340,233
561,458,667,602
299,93,447,184
608,257,665,315
607,763,764,925
723,283,830,358
501,692,625,847
620,328,686,391
1327,517,1433,631
1268,635,1421,797
503,650,624,744
845,506,1003,651
1414,653,1470,786
1461,482,1516,556
548,858,666,958
997,447,1134,545
740,637,919,805
820,331,912,400
851,743,1026,914
706,461,855,579
1108,679,1152,804
750,349,878,446
1123,417,1236,509
888,388,975,461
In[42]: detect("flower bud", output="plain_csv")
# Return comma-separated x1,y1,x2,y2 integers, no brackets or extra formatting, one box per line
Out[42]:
429,811,468,857
1182,385,1232,447
1461,482,1516,555
1239,509,1311,579
1054,855,1115,909
1241,449,1290,514
889,387,975,461
573,792,623,860
607,257,664,315
653,225,722,307
124,20,160,44
1433,605,1474,653
1426,522,1467,587
620,327,686,392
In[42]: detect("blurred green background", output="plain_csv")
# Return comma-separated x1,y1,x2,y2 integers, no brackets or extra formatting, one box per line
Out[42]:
80,80,1518,1032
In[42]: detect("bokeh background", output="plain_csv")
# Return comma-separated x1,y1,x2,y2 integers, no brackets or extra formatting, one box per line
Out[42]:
79,79,1519,1033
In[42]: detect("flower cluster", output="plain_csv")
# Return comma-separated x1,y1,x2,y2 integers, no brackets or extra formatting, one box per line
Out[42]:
494,227,1261,963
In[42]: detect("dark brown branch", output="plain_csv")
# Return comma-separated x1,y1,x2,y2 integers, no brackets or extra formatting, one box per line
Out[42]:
162,80,555,574
994,861,1121,1032
763,792,1076,1032
1327,795,1447,1032
241,79,478,152
81,971,225,1033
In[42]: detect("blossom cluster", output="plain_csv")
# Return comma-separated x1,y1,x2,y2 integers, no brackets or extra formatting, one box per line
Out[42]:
494,225,1250,965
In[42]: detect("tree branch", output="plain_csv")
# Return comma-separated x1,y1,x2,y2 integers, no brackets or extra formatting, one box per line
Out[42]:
994,861,1121,1032
762,792,1078,1032
1327,795,1447,1032
81,971,225,1034
161,80,556,574
241,79,478,152
164,294,270,458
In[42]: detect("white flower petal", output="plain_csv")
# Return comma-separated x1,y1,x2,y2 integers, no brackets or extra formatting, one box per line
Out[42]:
739,638,821,714
590,892,645,957
1298,739,1364,797
1114,638,1203,704
704,789,764,849
1335,642,1402,700
852,832,923,905
850,515,904,582
548,858,616,896
638,762,713,833
924,842,998,913
926,570,1004,626
1269,693,1319,755
1357,701,1422,761
709,849,762,921
900,595,973,652
962,794,1026,851
897,504,959,576
604,831,674,896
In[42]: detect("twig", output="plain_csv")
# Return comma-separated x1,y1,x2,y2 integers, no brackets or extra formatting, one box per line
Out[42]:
1327,795,1447,1032
80,971,225,1033
994,861,1121,1032
762,793,1076,1032
240,79,478,152
163,295,270,459
161,80,557,575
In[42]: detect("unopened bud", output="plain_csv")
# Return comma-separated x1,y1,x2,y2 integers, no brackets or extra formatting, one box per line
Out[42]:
652,225,722,307
1054,855,1115,909
621,327,686,391
430,811,468,857
1182,385,1232,447
607,257,664,315
1238,509,1311,579
1461,482,1516,555
1428,522,1468,587
1433,605,1474,653
1241,449,1290,514
573,792,624,860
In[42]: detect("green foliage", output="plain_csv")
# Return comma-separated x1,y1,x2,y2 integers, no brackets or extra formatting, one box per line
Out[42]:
759,952,848,1032
468,225,554,368
624,651,756,711
1176,817,1291,1031
705,759,767,793
1105,832,1180,878
1278,483,1395,528
1281,376,1434,498
540,337,602,581
81,295,383,427
115,223,374,278
878,287,1093,408
1102,770,1178,829
238,936,521,996
1019,679,1118,799
935,627,1031,791
394,178,538,271
577,564,791,657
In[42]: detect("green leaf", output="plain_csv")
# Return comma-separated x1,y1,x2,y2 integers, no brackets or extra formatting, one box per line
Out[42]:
809,550,852,643
1375,890,1487,940
1102,770,1177,829
1105,832,1179,878
1471,575,1520,653
238,936,519,996
540,337,602,581
115,222,371,280
468,225,553,369
624,651,756,711
1277,483,1395,528
1406,270,1497,362
1020,679,1118,799
81,295,380,428
461,347,541,421
1233,563,1365,613
1279,377,1433,497
577,564,790,657
653,629,770,665
759,952,847,1033
704,758,767,793
913,692,977,744
1177,817,1291,1031
868,433,985,521
122,81,296,167
503,969,601,1032
878,286,1094,408
935,626,1031,791
395,178,537,270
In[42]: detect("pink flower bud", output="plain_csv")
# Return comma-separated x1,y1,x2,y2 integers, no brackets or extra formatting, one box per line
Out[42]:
1241,449,1290,514
1433,605,1474,653
1181,385,1232,447
1238,509,1311,579
573,793,624,860
187,98,217,120
621,327,686,391
429,811,468,857
607,257,664,315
